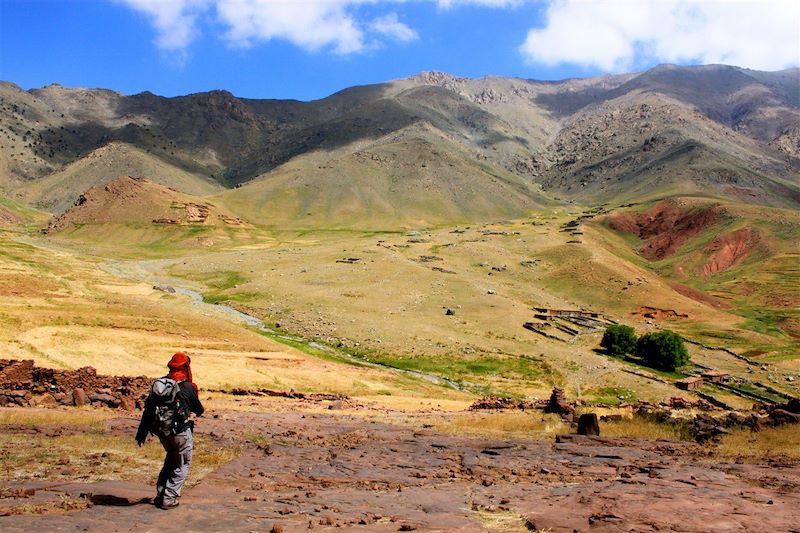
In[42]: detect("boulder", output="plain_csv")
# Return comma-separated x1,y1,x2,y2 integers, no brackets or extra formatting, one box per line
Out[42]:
119,397,135,411
72,388,89,407
89,392,121,408
577,413,600,436
36,393,58,407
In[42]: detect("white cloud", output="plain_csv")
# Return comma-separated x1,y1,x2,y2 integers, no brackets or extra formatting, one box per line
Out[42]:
369,13,419,42
437,0,521,7
216,0,369,54
121,0,423,55
520,0,800,72
120,0,210,52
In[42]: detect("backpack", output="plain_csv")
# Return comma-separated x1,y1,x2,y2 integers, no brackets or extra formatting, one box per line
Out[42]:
149,377,188,437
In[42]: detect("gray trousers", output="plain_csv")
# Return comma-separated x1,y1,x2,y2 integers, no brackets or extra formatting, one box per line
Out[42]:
157,428,193,504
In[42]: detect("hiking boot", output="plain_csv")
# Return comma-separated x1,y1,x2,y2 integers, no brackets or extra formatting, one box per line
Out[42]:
158,500,179,510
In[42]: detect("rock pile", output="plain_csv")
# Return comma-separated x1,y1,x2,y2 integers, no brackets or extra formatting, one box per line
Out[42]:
0,359,150,410
544,387,575,417
468,396,544,411
633,396,800,443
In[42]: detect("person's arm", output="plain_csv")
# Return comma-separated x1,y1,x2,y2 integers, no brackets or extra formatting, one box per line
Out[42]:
182,382,205,417
135,397,154,445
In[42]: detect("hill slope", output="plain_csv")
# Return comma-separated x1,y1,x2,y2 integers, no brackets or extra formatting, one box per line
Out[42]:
45,175,245,233
15,142,222,213
594,198,800,356
219,122,551,229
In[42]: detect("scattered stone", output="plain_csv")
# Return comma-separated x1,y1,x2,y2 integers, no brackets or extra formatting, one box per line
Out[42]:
153,285,176,294
89,393,121,408
468,396,542,410
445,308,456,316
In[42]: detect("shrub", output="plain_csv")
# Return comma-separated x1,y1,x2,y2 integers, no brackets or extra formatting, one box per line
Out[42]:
600,324,637,356
635,330,690,371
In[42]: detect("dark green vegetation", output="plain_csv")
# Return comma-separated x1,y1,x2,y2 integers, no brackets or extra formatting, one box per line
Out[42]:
636,331,690,371
601,325,638,356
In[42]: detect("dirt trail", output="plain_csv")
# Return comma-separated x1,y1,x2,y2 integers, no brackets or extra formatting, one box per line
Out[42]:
3,410,799,532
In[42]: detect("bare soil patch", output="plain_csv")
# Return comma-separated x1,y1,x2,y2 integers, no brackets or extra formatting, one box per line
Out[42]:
702,226,759,275
606,200,725,260
668,282,732,310
0,205,22,225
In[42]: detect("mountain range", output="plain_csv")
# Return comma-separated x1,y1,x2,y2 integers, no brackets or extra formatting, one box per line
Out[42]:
1,64,798,228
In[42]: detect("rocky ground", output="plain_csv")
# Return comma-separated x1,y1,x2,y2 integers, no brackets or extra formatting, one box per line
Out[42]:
2,403,799,532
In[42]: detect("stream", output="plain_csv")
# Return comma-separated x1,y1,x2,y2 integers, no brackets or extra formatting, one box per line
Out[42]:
100,259,463,391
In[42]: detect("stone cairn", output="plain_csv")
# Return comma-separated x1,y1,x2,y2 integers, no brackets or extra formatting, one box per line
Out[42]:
544,387,575,417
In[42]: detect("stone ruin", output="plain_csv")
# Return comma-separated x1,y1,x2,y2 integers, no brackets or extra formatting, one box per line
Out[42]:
0,359,151,411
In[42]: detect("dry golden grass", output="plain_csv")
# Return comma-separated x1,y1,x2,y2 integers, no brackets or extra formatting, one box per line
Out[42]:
0,433,164,483
429,411,568,440
600,416,690,440
0,234,457,401
0,430,238,486
474,509,528,532
714,425,800,463
0,407,112,429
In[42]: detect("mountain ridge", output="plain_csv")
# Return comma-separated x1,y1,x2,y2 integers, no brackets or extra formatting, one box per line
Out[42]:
1,64,798,227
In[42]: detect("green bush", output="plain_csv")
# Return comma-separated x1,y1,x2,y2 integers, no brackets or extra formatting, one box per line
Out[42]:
635,330,690,371
600,324,637,356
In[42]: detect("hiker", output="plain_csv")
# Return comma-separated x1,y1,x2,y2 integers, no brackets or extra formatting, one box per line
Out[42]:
136,352,204,510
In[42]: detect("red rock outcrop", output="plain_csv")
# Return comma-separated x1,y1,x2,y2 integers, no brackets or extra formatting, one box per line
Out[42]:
607,200,725,260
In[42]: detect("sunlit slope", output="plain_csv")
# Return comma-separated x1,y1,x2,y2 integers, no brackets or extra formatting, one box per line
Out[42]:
0,232,462,401
0,193,46,226
41,175,257,256
219,124,551,229
15,142,222,213
591,197,800,359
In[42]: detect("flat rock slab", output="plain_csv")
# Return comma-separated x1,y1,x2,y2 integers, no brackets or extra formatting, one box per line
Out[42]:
2,411,799,532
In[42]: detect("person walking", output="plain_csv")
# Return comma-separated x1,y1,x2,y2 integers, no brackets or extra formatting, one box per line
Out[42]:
136,352,204,510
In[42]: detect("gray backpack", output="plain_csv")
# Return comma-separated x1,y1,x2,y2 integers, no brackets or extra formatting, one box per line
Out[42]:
149,377,186,437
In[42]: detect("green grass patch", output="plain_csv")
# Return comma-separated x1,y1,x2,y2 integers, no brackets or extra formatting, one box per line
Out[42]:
601,351,688,380
362,352,548,384
585,385,637,406
203,290,259,305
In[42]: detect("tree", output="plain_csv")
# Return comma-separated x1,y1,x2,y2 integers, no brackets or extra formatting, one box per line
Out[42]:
600,325,637,356
635,330,690,371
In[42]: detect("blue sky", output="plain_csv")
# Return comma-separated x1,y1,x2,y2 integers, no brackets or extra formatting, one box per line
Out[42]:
1,0,798,101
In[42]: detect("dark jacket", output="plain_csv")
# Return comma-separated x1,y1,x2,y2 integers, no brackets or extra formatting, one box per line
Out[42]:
136,381,204,444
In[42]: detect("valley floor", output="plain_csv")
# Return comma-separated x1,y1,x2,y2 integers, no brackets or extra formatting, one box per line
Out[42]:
1,403,799,532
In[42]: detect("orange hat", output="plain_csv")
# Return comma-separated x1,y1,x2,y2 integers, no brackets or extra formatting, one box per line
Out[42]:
167,352,195,388
168,352,191,371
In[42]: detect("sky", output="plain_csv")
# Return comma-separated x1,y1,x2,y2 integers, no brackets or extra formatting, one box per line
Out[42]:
1,0,798,101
